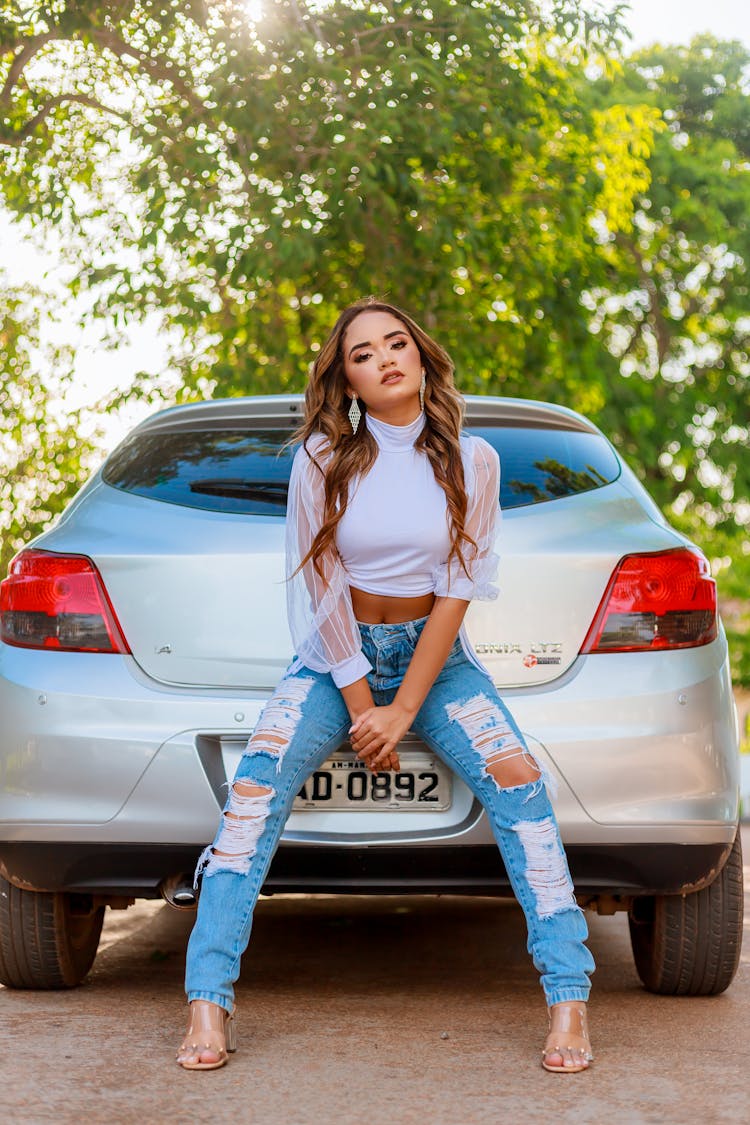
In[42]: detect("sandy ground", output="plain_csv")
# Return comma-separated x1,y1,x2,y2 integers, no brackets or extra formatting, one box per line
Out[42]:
1,829,747,1125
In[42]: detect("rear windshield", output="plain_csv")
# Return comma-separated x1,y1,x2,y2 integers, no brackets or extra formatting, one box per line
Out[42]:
474,426,620,508
102,424,620,515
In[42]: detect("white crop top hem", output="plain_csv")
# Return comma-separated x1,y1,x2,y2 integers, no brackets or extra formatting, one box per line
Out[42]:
285,411,501,689
348,577,436,597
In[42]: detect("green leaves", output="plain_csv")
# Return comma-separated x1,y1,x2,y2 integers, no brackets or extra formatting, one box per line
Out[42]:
584,37,750,528
0,276,100,576
0,4,748,676
0,1,629,399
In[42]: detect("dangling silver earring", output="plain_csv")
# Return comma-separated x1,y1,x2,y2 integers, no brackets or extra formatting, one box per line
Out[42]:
419,370,426,411
348,393,361,435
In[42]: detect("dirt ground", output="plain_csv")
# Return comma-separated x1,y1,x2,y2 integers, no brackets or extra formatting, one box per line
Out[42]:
2,828,747,1125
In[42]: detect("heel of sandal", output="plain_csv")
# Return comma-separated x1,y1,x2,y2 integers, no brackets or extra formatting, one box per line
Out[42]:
225,1011,237,1054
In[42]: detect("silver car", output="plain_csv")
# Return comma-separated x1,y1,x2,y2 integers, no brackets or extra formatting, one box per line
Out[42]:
0,395,741,995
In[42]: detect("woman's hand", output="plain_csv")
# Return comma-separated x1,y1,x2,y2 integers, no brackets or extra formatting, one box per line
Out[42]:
349,703,415,772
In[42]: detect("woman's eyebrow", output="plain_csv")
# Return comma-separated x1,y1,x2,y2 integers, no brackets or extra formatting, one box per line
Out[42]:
348,329,407,357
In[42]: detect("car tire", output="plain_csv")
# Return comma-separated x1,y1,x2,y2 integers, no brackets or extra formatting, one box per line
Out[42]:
628,830,743,996
0,876,104,989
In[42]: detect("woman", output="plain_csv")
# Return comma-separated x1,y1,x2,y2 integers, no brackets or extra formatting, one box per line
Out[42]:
176,299,595,1073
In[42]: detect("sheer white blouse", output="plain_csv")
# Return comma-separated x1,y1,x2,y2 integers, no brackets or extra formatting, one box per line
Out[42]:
286,411,501,688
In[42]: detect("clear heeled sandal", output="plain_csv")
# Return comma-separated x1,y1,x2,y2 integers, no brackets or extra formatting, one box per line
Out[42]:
541,1002,593,1074
176,1000,237,1071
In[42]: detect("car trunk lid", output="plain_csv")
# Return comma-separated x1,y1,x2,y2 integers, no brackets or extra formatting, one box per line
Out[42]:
40,477,680,691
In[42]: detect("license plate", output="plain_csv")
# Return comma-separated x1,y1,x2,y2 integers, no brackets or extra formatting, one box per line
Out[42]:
293,751,452,811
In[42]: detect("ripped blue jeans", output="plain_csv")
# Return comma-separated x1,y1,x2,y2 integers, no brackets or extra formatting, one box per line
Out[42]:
185,617,594,1011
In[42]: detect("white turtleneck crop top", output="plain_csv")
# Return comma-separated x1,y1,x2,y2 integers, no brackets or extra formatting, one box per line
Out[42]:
336,413,451,597
285,411,501,688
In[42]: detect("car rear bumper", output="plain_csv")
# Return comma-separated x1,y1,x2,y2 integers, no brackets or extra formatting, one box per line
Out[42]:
0,641,739,895
0,837,736,899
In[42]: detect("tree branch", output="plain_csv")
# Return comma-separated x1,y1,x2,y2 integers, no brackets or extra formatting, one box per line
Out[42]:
289,0,328,52
0,32,59,104
1,24,207,119
0,93,130,146
616,232,672,371
85,28,207,114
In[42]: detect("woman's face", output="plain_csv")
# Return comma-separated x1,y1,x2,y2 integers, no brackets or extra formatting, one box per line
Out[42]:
342,309,423,423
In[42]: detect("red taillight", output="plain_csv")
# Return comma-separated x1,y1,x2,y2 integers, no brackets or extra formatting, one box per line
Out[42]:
0,549,131,653
581,548,717,654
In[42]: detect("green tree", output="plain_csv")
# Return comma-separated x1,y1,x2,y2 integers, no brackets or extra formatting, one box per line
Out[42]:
0,0,632,404
584,37,749,530
0,276,98,575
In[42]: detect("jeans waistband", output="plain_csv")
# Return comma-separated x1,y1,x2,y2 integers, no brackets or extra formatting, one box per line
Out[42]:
356,615,430,647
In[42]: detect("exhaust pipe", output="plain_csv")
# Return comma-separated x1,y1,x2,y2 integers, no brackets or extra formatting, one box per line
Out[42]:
160,873,197,911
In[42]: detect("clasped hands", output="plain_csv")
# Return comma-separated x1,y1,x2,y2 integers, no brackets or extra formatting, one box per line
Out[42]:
348,702,415,773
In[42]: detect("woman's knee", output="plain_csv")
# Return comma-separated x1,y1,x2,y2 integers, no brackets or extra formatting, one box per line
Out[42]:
203,780,275,875
444,691,541,788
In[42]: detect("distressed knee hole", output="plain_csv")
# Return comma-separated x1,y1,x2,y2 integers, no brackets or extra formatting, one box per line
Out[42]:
514,817,577,918
228,780,273,802
248,725,288,757
445,694,542,788
486,749,541,789
244,677,315,767
195,782,275,881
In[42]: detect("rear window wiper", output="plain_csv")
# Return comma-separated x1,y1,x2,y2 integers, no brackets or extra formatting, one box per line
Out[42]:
189,478,289,502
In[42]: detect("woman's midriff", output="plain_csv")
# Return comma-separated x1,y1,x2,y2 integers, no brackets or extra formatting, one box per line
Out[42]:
350,586,435,625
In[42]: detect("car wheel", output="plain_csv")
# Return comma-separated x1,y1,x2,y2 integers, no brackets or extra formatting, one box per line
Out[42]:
628,830,743,996
0,876,105,989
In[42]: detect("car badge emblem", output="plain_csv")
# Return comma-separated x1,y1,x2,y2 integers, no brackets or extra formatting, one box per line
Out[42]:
474,642,562,665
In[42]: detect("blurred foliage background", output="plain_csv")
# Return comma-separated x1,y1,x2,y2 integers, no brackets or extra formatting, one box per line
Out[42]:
1,0,748,682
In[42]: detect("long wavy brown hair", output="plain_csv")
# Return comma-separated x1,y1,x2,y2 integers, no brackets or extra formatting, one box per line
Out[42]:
292,298,475,584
